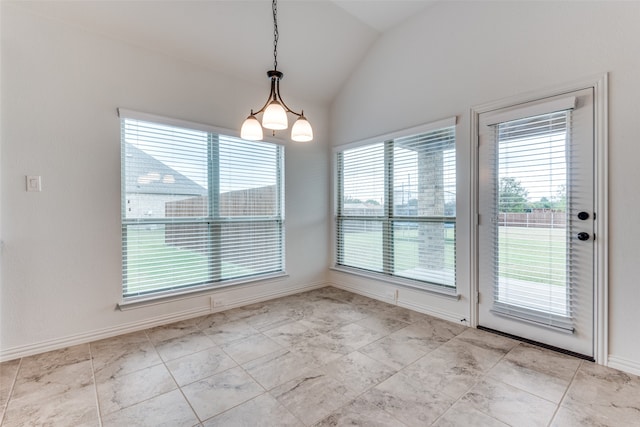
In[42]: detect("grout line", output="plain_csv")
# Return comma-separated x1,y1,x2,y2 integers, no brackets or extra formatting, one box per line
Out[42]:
98,328,200,422
10,289,618,426
423,333,517,426
147,327,205,425
88,344,104,427
546,359,583,427
0,358,22,427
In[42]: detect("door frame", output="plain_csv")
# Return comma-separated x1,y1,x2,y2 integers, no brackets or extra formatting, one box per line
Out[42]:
469,73,608,364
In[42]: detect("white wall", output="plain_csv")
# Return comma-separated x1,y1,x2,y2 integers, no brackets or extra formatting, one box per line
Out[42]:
0,4,328,359
330,1,640,373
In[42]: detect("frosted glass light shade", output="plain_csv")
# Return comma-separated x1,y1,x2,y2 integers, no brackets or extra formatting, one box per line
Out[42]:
291,116,313,142
262,101,288,130
241,115,263,140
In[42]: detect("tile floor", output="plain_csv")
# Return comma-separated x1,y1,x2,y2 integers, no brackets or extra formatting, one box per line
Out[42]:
1,287,639,426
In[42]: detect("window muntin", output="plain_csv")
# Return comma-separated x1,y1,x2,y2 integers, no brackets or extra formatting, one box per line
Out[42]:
122,117,284,299
336,125,456,289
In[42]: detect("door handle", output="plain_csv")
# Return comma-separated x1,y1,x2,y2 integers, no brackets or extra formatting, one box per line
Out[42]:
578,211,590,220
577,232,590,241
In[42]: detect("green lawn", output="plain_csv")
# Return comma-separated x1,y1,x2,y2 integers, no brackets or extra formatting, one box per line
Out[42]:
340,225,455,278
341,225,566,286
124,226,253,295
498,226,566,286
126,224,567,295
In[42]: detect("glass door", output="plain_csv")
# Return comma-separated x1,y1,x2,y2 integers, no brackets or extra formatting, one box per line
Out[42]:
477,88,595,358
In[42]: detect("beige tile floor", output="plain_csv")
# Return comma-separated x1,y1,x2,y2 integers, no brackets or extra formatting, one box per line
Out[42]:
1,286,639,426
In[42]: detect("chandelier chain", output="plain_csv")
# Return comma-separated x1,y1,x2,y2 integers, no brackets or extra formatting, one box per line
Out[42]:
272,0,279,70
240,0,312,141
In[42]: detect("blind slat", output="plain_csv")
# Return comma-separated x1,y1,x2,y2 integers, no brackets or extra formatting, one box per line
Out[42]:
122,118,284,299
485,110,574,330
336,124,456,289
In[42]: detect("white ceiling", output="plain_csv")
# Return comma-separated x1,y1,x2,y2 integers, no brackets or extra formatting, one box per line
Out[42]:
9,0,437,105
332,0,437,32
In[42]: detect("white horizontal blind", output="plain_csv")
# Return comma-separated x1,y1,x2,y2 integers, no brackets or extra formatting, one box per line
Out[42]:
336,123,456,289
337,143,386,272
488,110,574,330
214,138,284,281
121,117,283,298
393,129,456,286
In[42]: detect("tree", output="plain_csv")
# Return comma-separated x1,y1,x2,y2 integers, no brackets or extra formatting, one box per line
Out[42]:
530,196,552,210
365,199,380,205
499,177,529,212
552,184,566,211
344,196,362,204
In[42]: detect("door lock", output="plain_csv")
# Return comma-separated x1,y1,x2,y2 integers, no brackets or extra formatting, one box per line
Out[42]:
577,232,590,241
577,211,590,220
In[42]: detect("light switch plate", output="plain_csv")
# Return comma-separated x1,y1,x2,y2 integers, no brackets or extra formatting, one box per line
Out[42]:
26,175,42,192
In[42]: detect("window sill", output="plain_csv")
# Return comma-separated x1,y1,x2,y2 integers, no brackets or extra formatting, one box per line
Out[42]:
330,266,460,300
117,272,289,311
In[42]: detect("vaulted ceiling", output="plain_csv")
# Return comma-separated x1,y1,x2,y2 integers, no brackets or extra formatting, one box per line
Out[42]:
10,0,437,105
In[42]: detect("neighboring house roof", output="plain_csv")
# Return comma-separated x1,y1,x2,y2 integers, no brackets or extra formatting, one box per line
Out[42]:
125,143,206,195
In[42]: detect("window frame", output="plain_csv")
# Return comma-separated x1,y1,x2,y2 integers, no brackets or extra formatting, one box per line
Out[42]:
118,109,286,304
333,117,458,294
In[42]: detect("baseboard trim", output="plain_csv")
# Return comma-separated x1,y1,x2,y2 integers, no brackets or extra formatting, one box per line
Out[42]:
328,281,396,305
0,281,327,362
607,355,640,376
210,281,327,312
328,281,466,325
398,299,468,325
0,305,211,362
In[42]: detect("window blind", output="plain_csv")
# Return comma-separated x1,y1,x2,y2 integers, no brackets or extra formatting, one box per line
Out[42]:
337,143,386,272
487,110,574,331
336,122,456,289
121,116,284,299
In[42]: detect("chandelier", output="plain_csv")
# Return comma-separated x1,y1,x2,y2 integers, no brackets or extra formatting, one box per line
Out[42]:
240,0,313,142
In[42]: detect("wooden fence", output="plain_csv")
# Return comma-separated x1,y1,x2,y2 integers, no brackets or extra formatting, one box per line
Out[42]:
498,211,566,228
164,185,277,254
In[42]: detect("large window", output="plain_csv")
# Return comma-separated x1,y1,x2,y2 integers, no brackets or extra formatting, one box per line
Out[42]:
120,111,284,299
335,120,456,289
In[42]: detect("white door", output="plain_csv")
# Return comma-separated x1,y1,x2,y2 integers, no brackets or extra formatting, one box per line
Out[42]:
477,88,595,358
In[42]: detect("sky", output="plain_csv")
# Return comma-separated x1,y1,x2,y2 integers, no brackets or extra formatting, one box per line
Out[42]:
498,131,567,202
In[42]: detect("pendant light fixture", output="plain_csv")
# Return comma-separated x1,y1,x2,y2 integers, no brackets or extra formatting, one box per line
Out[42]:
241,0,313,142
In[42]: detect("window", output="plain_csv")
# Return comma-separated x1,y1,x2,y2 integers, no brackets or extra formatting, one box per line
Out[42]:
120,111,284,299
335,119,456,289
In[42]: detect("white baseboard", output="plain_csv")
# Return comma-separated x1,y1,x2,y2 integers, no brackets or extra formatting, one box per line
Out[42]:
398,299,469,325
0,305,212,362
328,280,467,326
607,355,640,377
0,281,327,362
328,281,396,305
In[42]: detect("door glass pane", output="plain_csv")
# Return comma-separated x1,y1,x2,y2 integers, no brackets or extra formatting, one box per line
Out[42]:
495,111,569,318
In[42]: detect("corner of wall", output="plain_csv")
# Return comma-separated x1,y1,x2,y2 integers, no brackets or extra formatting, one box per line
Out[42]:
607,355,640,377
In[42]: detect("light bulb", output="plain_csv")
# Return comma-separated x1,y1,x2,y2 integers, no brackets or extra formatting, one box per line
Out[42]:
291,115,313,142
262,100,288,130
241,114,263,140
